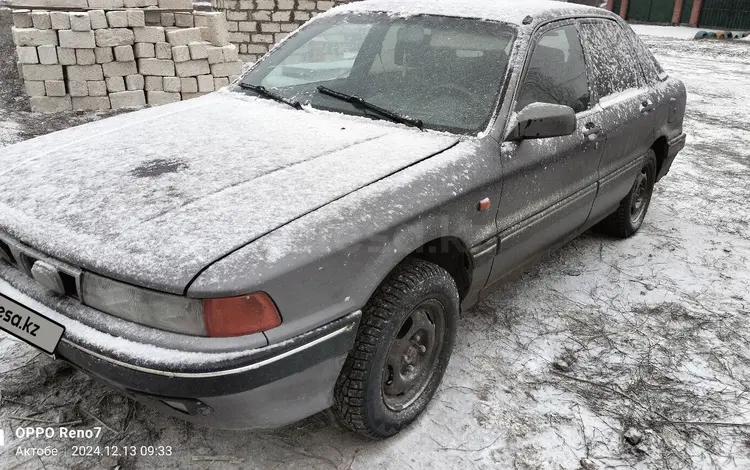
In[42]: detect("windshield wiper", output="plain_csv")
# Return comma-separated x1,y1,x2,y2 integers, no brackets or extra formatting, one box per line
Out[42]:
316,86,423,130
238,83,302,110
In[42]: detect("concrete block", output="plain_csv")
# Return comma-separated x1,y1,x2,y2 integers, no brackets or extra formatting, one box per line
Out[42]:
67,80,88,96
197,74,213,92
105,11,128,28
31,11,51,30
180,76,196,92
137,58,175,76
95,28,135,47
160,13,175,27
222,44,238,62
44,79,66,96
17,61,24,80
72,96,111,110
206,46,223,64
155,42,171,59
105,76,125,92
57,47,76,65
134,42,155,58
188,41,209,60
30,95,72,113
127,10,146,28
25,80,46,96
16,46,38,64
69,12,91,32
147,90,180,106
144,10,161,25
23,64,63,81
58,30,95,49
114,45,134,61
213,76,229,89
76,48,96,65
89,10,108,29
109,90,146,108
144,75,163,90
49,12,70,30
226,11,247,21
102,60,137,77
87,0,121,8
166,27,202,46
133,26,165,43
125,73,144,90
209,60,242,77
88,80,107,96
124,0,157,6
157,0,191,8
66,64,103,80
171,45,190,62
12,10,33,29
260,23,279,33
95,47,113,63
12,27,58,47
163,75,180,92
174,12,193,28
14,0,87,7
201,12,229,46
37,45,57,64
175,59,209,77
181,91,207,100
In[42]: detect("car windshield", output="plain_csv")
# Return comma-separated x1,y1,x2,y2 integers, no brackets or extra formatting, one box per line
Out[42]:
237,13,516,134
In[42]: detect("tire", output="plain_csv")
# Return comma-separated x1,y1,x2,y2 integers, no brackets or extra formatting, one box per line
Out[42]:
598,150,657,238
334,258,459,439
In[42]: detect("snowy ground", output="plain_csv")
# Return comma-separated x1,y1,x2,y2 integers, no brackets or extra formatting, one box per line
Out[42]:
1,17,750,470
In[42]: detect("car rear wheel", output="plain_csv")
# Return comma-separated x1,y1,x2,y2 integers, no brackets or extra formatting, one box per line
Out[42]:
598,150,657,238
333,258,459,438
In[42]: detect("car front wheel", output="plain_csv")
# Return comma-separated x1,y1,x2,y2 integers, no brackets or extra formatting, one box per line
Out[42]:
334,258,459,438
598,150,657,238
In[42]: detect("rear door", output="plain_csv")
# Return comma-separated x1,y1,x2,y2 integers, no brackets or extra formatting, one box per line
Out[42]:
578,19,657,222
486,22,604,287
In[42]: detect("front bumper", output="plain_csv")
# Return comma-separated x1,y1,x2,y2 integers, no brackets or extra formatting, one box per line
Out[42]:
0,263,360,429
656,133,687,182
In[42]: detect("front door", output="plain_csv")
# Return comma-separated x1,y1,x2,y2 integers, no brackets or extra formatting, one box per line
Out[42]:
485,23,604,289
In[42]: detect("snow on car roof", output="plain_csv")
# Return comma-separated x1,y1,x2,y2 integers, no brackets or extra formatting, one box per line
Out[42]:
323,0,601,26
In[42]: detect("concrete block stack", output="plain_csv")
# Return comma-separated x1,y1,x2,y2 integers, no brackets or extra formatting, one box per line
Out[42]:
215,0,349,62
11,2,243,112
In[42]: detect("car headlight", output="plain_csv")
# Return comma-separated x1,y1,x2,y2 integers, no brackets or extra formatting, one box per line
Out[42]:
81,272,281,337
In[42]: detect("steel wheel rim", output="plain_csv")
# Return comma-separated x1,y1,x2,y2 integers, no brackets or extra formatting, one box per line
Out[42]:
630,168,650,224
382,298,446,411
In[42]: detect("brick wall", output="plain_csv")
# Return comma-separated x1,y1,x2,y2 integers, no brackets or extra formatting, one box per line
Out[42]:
215,0,352,62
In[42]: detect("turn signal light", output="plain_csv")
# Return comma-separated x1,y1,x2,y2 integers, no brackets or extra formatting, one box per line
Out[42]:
203,292,282,337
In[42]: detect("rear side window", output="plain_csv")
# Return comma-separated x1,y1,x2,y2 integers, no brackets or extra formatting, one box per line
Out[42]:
516,25,590,113
579,21,642,98
628,30,667,84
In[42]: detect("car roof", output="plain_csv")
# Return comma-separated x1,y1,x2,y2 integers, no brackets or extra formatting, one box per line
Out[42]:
323,0,612,26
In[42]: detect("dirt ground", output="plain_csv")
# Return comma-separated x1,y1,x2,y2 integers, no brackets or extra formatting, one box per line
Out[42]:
1,9,750,469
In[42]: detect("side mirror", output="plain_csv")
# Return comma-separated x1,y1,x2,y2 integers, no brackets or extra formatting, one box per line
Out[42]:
506,103,576,141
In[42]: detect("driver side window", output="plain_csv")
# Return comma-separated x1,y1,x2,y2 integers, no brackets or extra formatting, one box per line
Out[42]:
516,25,590,113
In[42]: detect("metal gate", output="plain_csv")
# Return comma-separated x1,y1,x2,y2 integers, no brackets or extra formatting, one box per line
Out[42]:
627,0,677,23
700,0,750,29
612,0,677,23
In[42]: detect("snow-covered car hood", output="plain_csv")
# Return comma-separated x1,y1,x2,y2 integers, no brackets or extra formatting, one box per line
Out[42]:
0,92,459,294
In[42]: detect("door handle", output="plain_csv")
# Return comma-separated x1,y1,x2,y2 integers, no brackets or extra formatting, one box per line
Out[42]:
582,124,601,140
641,100,654,113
